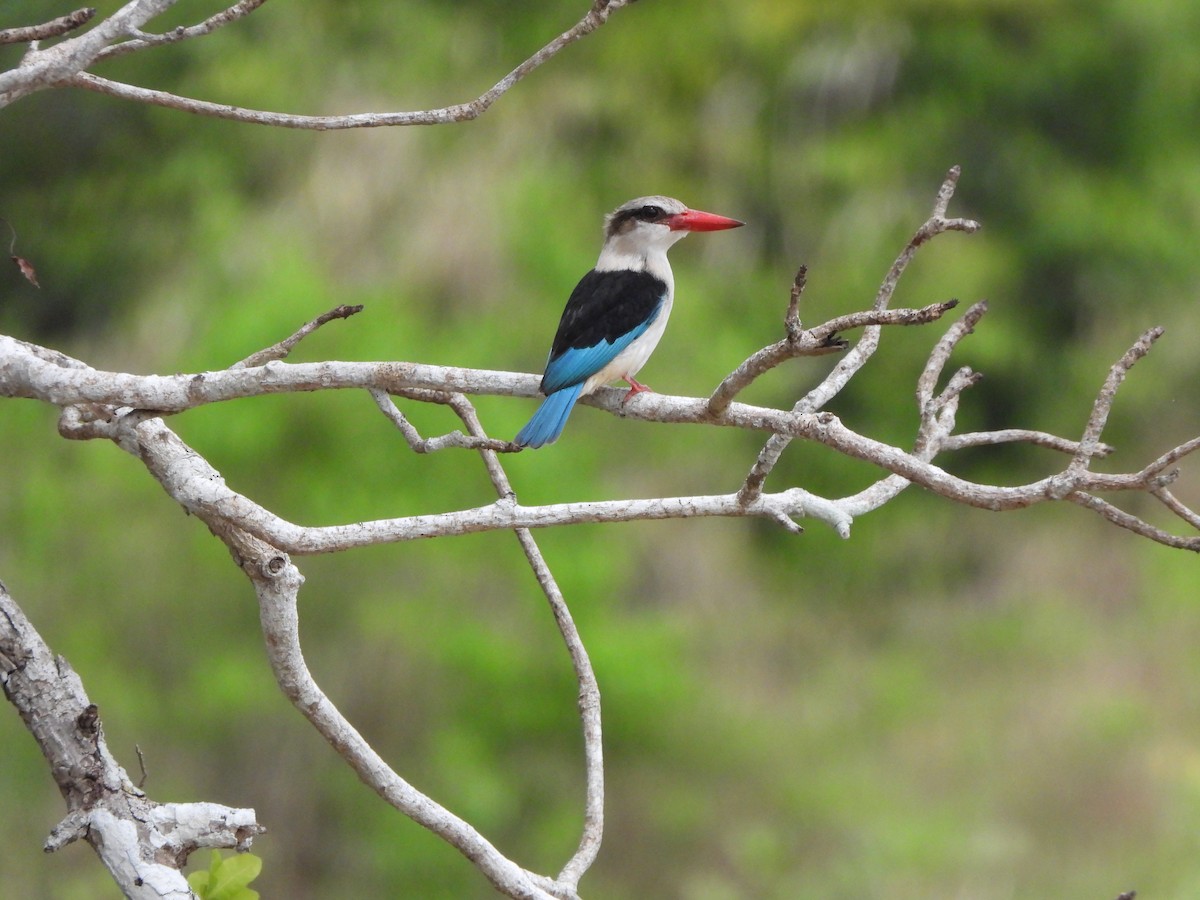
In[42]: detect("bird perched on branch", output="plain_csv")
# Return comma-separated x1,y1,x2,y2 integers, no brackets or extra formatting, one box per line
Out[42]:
514,195,744,448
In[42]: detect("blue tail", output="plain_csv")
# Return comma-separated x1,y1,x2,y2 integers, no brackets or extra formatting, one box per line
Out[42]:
515,383,585,448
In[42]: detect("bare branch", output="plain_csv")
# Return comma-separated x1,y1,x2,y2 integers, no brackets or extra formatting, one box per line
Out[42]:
804,166,981,414
1068,492,1200,551
10,317,1191,553
1152,487,1200,531
97,0,268,61
1137,435,1200,479
234,533,562,900
443,395,604,890
232,303,364,369
1,580,262,896
0,0,181,108
62,1,634,128
707,300,958,416
1070,326,1164,473
939,429,1112,456
369,388,515,453
0,8,95,45
784,265,807,338
0,334,540,409
84,408,1189,552
917,299,989,410
740,167,981,503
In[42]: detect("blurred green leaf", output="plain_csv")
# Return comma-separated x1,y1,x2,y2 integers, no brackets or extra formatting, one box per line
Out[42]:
187,851,262,900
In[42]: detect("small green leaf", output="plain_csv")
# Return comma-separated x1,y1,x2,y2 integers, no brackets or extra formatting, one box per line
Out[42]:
188,851,263,900
186,870,211,895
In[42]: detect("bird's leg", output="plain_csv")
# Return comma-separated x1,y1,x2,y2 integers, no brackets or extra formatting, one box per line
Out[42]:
622,377,652,402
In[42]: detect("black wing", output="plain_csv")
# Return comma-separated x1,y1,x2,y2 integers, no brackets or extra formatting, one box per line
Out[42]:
547,268,667,361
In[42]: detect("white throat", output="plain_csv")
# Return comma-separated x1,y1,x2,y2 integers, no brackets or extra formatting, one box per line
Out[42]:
594,224,687,285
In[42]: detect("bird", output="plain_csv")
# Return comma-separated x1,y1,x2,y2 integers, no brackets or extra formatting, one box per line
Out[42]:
514,195,744,448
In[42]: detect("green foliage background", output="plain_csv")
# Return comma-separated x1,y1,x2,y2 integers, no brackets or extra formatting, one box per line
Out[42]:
2,0,1199,897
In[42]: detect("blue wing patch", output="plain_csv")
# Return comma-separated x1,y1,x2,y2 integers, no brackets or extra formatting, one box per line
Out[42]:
541,314,655,394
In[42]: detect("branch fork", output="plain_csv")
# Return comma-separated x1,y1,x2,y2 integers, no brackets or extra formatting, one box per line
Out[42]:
4,166,1198,900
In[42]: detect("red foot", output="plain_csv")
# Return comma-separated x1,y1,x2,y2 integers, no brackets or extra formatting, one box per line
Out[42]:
622,377,652,403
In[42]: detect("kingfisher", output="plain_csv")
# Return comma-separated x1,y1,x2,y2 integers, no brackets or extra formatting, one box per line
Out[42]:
514,195,744,448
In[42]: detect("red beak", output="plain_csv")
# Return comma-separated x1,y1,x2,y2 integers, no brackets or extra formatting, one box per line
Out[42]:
666,208,746,232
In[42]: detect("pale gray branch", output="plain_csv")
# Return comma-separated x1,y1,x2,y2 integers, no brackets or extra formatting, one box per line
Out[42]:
233,303,364,368
706,300,959,416
1068,492,1200,551
0,0,180,108
917,299,989,411
0,7,95,45
9,307,1193,553
1152,487,1200,531
234,535,562,900
0,580,262,898
740,166,981,503
82,408,1191,553
97,0,268,61
1070,326,1165,474
443,395,603,891
1137,435,1200,479
369,388,515,453
61,1,633,128
939,429,1112,456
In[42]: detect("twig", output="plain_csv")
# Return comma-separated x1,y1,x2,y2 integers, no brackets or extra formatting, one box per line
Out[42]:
917,299,988,410
812,166,980,412
369,388,516,452
97,0,268,61
65,1,634,129
739,166,981,504
233,304,364,368
1136,435,1200,479
235,531,560,900
707,300,958,416
939,429,1112,456
0,8,95,45
784,265,807,339
1070,326,1164,473
1069,492,1200,551
444,395,603,891
1152,487,1200,531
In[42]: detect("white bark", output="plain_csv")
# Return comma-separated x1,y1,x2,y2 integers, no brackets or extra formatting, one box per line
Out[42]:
0,0,634,126
4,165,1198,898
0,580,263,900
1,3,1197,893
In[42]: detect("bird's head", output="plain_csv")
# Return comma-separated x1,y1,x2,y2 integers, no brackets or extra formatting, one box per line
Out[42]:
600,196,744,265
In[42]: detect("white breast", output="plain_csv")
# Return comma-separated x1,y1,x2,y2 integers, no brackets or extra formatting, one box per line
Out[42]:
584,291,674,392
582,242,676,394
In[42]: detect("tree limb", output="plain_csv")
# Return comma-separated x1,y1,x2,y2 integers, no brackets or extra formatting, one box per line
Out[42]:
0,580,263,898
5,166,1198,900
0,0,180,108
0,8,95,46
51,2,635,129
740,166,982,502
96,0,269,61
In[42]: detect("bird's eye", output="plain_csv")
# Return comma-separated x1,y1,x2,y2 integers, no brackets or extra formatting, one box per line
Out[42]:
639,205,664,221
